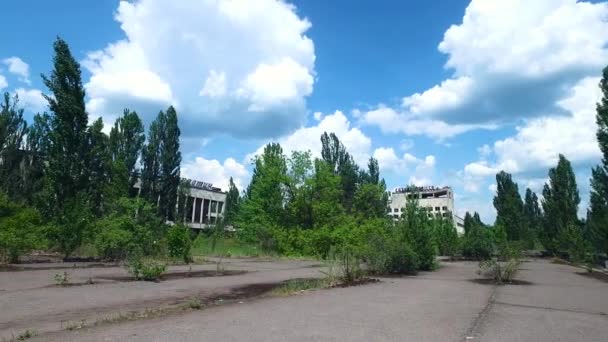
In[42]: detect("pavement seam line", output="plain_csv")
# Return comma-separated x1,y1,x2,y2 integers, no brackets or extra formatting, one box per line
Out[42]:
461,284,497,341
493,301,608,317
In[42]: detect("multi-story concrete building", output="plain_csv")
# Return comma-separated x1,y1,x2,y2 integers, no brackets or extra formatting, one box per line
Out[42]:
180,179,227,230
135,178,227,230
387,186,465,234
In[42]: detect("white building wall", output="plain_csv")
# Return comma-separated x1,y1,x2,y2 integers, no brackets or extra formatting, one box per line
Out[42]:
388,187,464,235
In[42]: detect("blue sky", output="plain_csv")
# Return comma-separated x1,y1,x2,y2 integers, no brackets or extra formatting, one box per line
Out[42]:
1,0,607,222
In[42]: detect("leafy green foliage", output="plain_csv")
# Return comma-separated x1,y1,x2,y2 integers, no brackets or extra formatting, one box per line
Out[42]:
94,197,165,260
462,224,493,260
523,188,542,249
223,177,241,225
47,194,92,258
109,109,145,192
541,154,580,254
43,37,89,212
433,215,459,257
0,194,45,263
365,231,419,275
398,199,437,270
494,171,526,241
0,92,28,201
167,224,192,263
127,258,167,281
588,66,608,256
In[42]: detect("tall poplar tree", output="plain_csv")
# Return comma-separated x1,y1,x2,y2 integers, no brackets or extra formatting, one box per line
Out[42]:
541,154,580,254
588,66,608,255
42,37,89,209
158,106,181,221
224,177,241,225
523,188,542,248
141,113,163,204
109,109,145,191
0,93,27,200
493,171,525,241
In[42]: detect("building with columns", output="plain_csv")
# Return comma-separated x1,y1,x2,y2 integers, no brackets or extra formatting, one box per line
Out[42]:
180,179,227,230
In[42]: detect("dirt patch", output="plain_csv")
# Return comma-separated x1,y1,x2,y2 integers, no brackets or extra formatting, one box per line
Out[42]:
469,278,534,286
331,278,380,288
96,269,247,282
577,271,608,283
0,263,118,272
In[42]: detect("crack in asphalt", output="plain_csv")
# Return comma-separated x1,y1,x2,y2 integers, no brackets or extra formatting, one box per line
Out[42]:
460,284,498,341
493,301,608,317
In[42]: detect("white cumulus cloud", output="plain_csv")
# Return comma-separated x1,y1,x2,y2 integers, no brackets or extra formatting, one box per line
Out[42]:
2,57,30,84
181,157,249,192
15,88,47,113
84,0,315,139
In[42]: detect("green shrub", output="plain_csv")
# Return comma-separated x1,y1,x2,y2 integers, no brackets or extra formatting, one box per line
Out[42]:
94,223,133,260
127,258,167,281
478,258,520,284
365,232,419,275
394,201,438,270
323,245,365,285
462,226,493,260
167,224,192,263
0,194,45,263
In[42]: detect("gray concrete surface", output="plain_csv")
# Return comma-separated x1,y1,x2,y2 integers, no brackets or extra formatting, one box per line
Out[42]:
475,259,608,342
34,261,493,342
4,259,607,341
0,258,322,339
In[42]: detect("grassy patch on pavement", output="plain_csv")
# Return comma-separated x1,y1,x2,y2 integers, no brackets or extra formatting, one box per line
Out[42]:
271,278,329,296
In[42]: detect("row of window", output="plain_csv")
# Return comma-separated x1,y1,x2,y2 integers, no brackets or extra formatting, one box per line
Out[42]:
391,212,450,219
390,206,449,213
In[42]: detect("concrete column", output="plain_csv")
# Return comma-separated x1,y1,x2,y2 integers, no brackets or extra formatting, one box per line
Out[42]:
191,197,197,223
201,198,209,223
206,199,212,224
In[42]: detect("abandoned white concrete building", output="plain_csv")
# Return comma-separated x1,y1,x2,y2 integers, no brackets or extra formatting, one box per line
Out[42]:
180,179,227,230
387,186,465,234
134,178,227,230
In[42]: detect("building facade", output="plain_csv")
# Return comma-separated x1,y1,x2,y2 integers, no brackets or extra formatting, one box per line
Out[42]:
387,186,465,234
180,179,227,230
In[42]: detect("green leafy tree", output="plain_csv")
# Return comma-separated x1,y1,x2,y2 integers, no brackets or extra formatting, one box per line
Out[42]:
141,114,162,204
493,171,526,241
353,182,388,220
541,154,581,254
167,224,192,263
109,109,145,192
224,177,241,225
433,215,459,257
159,106,181,221
0,194,45,263
321,132,359,212
588,66,608,255
86,118,111,216
238,143,289,244
0,93,27,201
523,188,542,249
42,37,89,211
23,113,51,205
286,150,313,228
311,159,344,228
399,197,437,270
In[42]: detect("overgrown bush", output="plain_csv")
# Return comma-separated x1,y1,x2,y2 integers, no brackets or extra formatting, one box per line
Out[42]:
127,258,167,281
399,203,437,271
0,194,45,263
462,226,493,260
478,258,520,284
167,224,192,263
433,217,460,257
365,232,419,275
94,198,165,260
94,221,133,260
323,245,365,285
